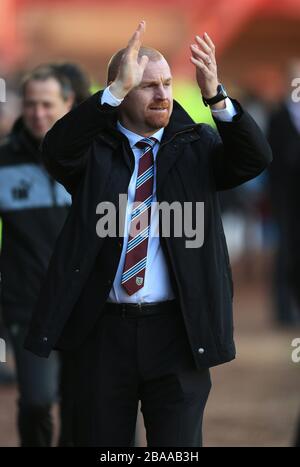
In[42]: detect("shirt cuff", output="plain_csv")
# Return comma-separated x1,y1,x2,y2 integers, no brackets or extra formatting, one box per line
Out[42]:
210,97,237,122
101,86,124,107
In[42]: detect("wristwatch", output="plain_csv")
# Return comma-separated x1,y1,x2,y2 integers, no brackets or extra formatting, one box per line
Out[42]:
202,83,228,107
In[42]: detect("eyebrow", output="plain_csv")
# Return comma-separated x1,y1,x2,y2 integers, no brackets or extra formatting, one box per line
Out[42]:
141,77,172,85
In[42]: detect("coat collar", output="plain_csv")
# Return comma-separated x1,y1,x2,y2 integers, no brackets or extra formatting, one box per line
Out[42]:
8,117,42,163
96,90,203,188
97,89,202,143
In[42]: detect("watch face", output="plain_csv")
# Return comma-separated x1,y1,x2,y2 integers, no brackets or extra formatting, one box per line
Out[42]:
218,84,227,97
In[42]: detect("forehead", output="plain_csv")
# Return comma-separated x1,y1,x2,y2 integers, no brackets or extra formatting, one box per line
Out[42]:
141,58,172,82
24,78,62,100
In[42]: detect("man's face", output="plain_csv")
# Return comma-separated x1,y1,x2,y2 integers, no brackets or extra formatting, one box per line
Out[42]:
22,78,73,140
119,58,173,136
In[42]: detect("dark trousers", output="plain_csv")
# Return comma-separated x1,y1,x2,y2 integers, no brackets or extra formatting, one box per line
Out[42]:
7,323,59,447
7,323,74,446
71,304,211,447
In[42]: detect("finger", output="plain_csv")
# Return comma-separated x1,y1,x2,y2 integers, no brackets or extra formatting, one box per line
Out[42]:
127,20,146,51
195,35,214,56
191,45,212,64
127,24,143,50
190,56,211,74
191,46,215,70
203,32,215,52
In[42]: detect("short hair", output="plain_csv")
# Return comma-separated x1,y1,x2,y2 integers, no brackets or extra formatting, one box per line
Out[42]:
107,46,165,85
54,62,91,106
21,64,73,101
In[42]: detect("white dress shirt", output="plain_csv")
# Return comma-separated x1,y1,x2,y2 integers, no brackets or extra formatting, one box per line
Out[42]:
101,86,237,303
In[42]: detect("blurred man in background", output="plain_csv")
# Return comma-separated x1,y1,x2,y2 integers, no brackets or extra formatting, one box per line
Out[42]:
268,60,300,326
267,59,300,447
0,89,21,386
0,64,75,446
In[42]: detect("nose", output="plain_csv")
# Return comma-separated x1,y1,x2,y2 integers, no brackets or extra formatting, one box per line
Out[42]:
155,83,168,100
33,105,46,121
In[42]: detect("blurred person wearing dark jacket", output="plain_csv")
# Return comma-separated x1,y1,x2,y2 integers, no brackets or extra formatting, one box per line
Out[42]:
268,60,300,325
0,90,20,386
267,60,300,447
0,65,74,446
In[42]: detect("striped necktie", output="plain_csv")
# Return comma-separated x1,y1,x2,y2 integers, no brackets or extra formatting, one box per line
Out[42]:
121,137,157,295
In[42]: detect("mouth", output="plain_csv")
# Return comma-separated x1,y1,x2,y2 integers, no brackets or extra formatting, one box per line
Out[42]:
149,107,169,111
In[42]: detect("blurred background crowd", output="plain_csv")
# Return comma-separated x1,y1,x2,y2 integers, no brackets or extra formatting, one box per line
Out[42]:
0,0,300,447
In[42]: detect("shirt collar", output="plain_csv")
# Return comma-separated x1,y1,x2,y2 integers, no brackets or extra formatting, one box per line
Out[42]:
117,121,164,149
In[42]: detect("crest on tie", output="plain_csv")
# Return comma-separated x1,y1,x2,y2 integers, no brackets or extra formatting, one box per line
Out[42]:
136,277,143,286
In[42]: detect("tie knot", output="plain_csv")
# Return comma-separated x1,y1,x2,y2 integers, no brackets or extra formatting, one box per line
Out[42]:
135,137,157,150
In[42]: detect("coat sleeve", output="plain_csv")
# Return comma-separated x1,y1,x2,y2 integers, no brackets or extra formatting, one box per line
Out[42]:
41,91,118,194
205,99,273,191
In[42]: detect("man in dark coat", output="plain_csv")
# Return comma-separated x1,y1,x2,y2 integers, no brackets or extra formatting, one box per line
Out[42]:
268,62,300,324
25,21,272,446
0,65,74,446
267,60,300,446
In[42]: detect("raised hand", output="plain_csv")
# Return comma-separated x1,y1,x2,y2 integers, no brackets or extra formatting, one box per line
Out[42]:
190,32,219,99
109,21,149,99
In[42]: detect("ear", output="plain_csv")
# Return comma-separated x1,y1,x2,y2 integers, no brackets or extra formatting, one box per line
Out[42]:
66,91,75,110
